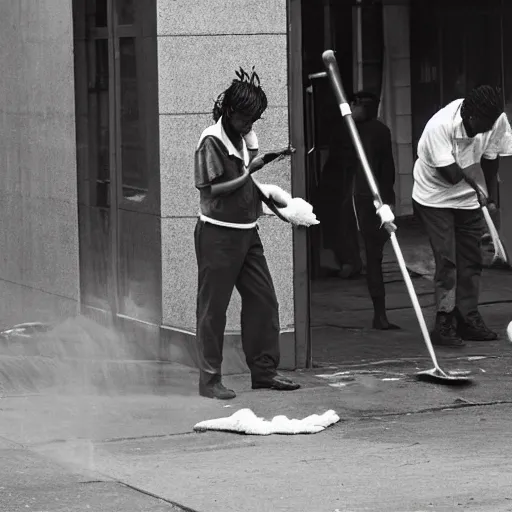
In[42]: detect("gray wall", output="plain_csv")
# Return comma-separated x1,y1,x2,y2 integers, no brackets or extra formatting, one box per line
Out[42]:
0,1,79,328
157,0,295,334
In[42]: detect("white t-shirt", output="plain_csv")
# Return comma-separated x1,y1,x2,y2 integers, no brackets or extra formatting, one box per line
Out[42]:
412,99,512,209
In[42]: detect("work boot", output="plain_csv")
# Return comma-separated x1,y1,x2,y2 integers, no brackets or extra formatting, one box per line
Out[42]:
456,310,498,341
431,312,465,347
199,380,236,400
252,374,301,391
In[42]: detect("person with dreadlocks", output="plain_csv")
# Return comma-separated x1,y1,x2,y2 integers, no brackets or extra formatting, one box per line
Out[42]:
412,85,511,347
193,66,307,400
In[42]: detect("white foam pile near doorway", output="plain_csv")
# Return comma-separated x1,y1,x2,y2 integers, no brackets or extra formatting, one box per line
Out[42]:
193,408,340,435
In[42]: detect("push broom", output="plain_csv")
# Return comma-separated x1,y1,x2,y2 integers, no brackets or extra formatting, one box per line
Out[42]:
322,50,472,385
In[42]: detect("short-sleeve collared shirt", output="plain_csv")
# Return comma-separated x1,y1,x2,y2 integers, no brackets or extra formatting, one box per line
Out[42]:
194,118,263,224
412,99,511,209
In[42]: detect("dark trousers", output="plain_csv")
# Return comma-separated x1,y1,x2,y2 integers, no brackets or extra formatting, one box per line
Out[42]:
413,200,484,317
194,220,280,385
355,196,389,299
320,188,361,269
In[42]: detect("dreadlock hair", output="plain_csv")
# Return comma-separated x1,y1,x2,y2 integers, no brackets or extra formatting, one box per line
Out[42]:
212,66,268,123
461,85,503,124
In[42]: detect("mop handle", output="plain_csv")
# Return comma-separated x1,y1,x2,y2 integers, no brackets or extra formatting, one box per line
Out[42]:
389,233,441,369
481,205,508,263
321,50,383,209
322,49,442,371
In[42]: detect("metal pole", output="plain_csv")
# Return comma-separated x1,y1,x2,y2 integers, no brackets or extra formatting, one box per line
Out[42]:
322,50,383,208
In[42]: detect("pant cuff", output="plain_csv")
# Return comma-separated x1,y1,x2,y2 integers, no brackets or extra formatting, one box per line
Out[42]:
199,371,221,386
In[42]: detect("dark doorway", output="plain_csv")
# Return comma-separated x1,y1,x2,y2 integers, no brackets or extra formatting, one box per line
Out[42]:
302,0,389,366
72,0,162,326
301,0,512,369
410,0,504,156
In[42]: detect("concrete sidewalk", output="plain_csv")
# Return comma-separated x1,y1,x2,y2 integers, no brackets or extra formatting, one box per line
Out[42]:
2,355,512,512
0,436,185,512
2,214,512,511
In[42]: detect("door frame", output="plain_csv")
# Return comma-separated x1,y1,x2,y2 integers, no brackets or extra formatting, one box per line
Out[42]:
287,0,312,368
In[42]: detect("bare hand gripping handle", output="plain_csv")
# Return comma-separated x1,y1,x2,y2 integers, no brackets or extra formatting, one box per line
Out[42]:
322,50,383,209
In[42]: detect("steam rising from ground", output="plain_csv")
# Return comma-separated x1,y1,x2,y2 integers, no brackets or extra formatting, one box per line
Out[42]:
0,315,174,396
0,316,203,476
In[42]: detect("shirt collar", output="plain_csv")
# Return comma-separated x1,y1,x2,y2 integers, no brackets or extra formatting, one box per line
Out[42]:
452,101,470,141
198,117,249,166
216,117,247,162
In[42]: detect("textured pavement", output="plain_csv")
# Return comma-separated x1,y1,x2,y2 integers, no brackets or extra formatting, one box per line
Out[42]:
2,354,512,511
2,217,512,511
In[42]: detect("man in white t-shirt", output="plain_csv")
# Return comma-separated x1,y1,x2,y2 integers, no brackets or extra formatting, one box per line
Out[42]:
412,85,510,347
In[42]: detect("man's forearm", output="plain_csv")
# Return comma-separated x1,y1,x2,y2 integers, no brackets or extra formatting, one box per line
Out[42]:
437,163,465,185
437,161,497,206
481,157,500,201
437,163,484,203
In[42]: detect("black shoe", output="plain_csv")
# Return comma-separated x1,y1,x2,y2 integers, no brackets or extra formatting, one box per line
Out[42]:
431,312,465,347
199,381,236,400
456,310,498,341
252,375,301,391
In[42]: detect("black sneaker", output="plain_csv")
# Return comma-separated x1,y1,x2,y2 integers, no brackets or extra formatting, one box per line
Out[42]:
457,310,498,341
431,312,465,347
199,381,236,400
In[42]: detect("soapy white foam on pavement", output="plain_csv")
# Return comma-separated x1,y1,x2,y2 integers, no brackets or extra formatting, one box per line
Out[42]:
193,408,340,435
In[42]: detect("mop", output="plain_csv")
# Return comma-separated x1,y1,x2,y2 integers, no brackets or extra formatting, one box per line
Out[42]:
465,181,508,264
248,148,320,227
322,50,471,385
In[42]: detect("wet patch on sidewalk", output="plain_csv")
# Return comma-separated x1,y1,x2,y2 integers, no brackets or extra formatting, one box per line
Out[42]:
315,369,407,390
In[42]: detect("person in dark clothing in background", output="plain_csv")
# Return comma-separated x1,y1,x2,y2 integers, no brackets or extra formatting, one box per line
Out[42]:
318,103,361,280
319,91,399,330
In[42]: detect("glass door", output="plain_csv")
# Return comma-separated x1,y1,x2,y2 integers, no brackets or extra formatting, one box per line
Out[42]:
73,0,161,324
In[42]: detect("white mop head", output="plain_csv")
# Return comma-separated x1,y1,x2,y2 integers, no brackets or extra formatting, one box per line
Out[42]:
280,197,320,227
256,182,320,227
193,408,340,435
